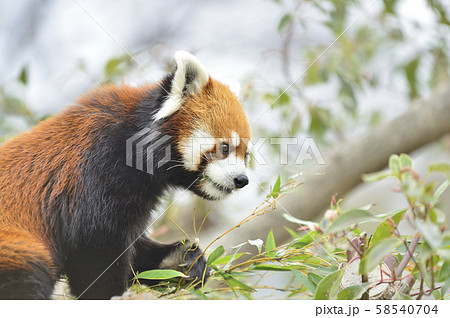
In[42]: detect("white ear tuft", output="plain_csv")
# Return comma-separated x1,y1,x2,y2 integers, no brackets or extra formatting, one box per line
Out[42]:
154,51,209,121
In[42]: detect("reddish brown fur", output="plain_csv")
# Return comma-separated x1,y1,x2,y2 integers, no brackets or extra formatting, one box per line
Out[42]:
0,84,149,271
0,229,53,272
162,78,251,159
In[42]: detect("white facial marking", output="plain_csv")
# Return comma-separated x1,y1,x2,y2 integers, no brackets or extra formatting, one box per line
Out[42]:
202,153,246,192
179,129,215,171
202,180,228,200
230,131,240,148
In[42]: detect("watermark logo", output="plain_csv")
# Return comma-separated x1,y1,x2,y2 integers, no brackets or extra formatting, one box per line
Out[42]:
242,137,325,166
262,137,325,165
126,128,326,175
126,128,171,175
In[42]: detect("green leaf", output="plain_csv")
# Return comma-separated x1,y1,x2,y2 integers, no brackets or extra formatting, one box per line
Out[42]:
276,90,290,106
289,114,302,136
308,272,323,285
370,110,382,126
375,208,408,219
19,66,28,85
359,238,402,274
362,170,392,183
248,239,264,254
432,289,442,299
393,291,412,300
339,76,357,115
221,273,255,293
417,218,443,250
429,0,450,26
441,275,450,295
212,253,245,266
436,260,450,295
283,213,318,230
285,227,300,239
372,209,406,245
207,245,225,266
399,153,412,169
429,162,450,179
277,13,292,33
252,264,292,271
188,288,208,300
304,58,322,85
358,204,375,211
326,209,377,234
382,0,397,14
265,230,276,257
136,269,186,280
105,57,124,77
264,89,290,108
431,180,449,207
437,261,450,282
289,232,315,249
1,96,33,117
337,283,370,300
429,208,446,226
224,243,246,271
314,269,344,300
404,57,420,99
269,175,281,199
309,105,331,137
389,154,401,175
291,269,316,293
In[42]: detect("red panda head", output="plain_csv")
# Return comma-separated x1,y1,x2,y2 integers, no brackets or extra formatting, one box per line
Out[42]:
154,51,251,200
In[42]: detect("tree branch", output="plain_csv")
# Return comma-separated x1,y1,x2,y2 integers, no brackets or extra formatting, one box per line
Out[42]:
221,86,450,249
395,232,420,277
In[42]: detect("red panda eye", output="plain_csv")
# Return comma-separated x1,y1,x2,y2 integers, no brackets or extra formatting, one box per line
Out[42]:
220,143,229,155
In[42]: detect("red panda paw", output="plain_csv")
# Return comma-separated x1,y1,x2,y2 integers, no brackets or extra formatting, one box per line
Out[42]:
159,240,211,288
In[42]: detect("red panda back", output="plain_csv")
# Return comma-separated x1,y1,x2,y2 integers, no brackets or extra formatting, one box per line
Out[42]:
0,84,149,239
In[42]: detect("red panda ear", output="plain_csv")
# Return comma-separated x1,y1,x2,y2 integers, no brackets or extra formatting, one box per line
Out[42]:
153,51,209,121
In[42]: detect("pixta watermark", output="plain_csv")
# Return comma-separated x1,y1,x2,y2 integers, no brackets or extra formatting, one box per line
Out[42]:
126,128,325,175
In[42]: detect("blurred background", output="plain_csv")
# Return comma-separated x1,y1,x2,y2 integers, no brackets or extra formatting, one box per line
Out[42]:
1,0,449,263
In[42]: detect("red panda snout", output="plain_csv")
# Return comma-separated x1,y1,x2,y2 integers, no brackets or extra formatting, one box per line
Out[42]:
174,128,249,200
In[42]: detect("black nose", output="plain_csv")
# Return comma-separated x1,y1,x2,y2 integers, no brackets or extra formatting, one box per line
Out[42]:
234,175,249,189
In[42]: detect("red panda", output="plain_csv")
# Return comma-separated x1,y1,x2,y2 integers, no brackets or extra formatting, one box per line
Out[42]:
0,51,251,299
